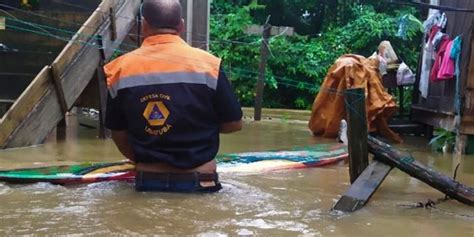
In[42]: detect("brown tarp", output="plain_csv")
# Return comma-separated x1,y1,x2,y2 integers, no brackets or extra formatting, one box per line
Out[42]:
308,54,403,143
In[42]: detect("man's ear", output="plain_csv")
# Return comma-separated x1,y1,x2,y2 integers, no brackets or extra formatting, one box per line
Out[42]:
177,18,185,34
141,18,151,37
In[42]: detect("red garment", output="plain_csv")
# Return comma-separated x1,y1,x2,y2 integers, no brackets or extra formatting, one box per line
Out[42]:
428,25,440,44
437,40,455,80
430,36,450,81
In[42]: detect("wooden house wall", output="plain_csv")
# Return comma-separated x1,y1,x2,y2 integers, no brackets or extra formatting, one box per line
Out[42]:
412,0,474,133
0,1,98,101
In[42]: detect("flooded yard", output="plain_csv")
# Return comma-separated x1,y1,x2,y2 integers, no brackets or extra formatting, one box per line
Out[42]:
0,118,473,236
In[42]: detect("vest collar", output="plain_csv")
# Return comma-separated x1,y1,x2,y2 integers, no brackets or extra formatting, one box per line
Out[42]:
142,34,186,46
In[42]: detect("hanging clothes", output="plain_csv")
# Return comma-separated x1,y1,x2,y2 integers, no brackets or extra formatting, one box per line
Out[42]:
432,31,447,52
430,36,450,82
436,12,448,29
437,40,455,80
450,36,462,116
419,25,441,97
419,11,447,98
422,11,441,34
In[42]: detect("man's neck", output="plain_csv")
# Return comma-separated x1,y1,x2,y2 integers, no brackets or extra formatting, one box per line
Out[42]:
147,28,180,37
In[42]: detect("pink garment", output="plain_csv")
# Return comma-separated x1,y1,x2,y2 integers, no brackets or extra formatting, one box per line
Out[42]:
430,36,450,81
437,40,455,80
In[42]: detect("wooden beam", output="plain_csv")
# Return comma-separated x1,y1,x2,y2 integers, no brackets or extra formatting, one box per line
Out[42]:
333,160,393,212
246,25,295,36
368,136,474,206
109,7,117,41
253,23,271,121
455,134,468,155
0,17,5,30
0,66,51,148
0,0,141,148
51,0,116,75
345,88,369,183
191,0,208,50
465,33,474,114
49,63,68,114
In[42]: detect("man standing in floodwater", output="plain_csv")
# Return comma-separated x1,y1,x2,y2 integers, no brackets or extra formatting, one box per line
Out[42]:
104,0,243,192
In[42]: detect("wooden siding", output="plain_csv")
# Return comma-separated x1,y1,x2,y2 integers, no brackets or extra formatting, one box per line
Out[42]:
412,0,474,134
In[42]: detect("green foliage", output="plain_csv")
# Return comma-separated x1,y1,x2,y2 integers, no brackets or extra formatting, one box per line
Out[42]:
210,1,423,109
210,1,263,104
429,128,456,152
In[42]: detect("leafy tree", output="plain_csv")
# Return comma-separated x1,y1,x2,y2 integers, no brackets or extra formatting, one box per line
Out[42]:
210,0,423,109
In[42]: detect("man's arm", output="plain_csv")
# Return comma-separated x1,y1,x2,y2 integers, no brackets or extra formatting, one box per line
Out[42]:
105,90,134,161
214,65,243,134
220,120,243,134
111,130,135,161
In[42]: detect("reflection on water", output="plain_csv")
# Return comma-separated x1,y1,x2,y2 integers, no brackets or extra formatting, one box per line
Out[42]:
0,119,473,236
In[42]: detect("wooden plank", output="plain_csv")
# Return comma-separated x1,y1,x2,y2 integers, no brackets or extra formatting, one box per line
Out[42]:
345,88,369,183
412,108,455,131
0,66,51,148
56,119,67,142
368,136,474,206
254,23,271,121
109,7,117,41
246,25,295,36
6,46,100,146
270,26,294,36
52,0,116,74
464,16,474,90
97,65,110,139
465,35,474,114
0,17,5,30
49,64,68,114
0,0,141,148
179,0,193,43
101,0,142,59
333,160,393,212
455,134,468,155
245,25,262,35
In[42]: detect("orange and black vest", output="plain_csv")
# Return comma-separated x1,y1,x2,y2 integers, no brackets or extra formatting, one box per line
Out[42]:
104,34,242,169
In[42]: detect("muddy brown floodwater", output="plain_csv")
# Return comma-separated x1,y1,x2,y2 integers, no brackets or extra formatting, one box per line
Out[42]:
0,118,473,236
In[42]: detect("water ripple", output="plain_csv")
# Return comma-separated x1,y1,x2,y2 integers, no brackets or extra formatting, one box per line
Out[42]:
0,183,12,195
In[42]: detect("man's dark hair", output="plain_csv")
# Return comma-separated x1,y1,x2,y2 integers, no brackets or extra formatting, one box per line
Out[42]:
142,0,182,30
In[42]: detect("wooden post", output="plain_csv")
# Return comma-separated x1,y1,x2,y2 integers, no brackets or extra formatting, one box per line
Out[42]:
368,136,474,206
254,23,271,121
0,17,5,30
398,85,404,118
109,7,117,41
455,134,468,155
97,36,110,139
49,63,69,142
96,67,110,139
0,0,141,149
137,0,143,47
191,0,209,50
245,24,293,121
345,88,369,183
49,64,68,115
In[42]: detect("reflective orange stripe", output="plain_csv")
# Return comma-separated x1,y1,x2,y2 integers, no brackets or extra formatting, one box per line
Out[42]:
104,34,221,89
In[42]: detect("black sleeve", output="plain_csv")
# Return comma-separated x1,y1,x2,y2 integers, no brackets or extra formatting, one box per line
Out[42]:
214,66,243,123
105,93,128,131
